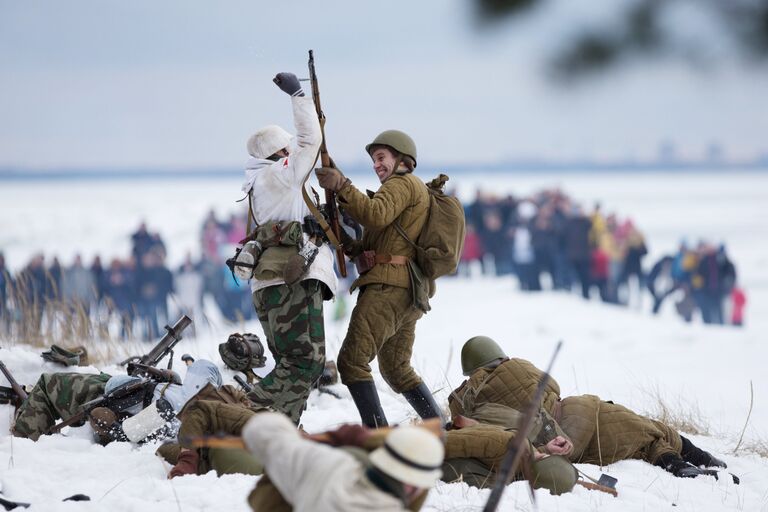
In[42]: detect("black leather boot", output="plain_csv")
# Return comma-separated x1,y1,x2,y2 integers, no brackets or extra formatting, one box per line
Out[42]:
347,381,388,428
401,382,444,422
680,436,727,468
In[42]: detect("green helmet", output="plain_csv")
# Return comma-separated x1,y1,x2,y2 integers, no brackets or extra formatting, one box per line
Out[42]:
365,130,417,168
530,455,578,496
460,336,506,376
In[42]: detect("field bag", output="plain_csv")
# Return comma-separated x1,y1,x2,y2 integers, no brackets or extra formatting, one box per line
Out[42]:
251,220,304,281
395,174,466,280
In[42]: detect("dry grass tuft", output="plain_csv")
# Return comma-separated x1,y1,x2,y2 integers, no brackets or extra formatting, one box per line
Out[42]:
643,385,711,436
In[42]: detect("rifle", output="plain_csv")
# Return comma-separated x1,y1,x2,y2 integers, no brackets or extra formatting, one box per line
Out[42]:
482,341,563,512
0,360,28,404
47,377,151,434
307,49,347,278
120,315,193,373
182,417,444,451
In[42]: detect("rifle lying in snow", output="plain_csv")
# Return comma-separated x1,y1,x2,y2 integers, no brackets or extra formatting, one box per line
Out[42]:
183,417,444,451
119,315,193,374
0,360,28,407
306,49,347,278
482,341,563,512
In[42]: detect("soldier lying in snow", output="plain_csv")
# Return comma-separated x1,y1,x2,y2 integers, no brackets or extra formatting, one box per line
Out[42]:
12,360,223,443
449,336,736,483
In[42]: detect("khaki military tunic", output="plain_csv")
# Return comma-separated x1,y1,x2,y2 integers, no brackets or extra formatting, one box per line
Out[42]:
448,358,683,466
336,172,430,392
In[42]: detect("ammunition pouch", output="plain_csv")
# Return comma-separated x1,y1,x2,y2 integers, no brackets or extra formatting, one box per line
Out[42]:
219,333,267,372
354,250,377,275
406,259,431,313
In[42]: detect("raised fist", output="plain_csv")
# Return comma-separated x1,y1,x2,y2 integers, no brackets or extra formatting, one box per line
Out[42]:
273,72,303,97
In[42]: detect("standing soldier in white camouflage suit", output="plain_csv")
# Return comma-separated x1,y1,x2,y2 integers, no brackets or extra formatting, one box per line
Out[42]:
235,72,337,425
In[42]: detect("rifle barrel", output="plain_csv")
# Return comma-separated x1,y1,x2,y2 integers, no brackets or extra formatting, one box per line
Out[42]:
308,49,347,278
140,315,193,367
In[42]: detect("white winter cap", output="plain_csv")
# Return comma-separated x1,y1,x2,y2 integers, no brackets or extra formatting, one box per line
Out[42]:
369,426,444,488
247,125,293,159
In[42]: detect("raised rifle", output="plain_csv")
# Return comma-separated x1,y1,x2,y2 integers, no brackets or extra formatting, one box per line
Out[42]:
307,49,347,278
482,341,563,512
47,377,151,434
120,315,193,374
0,360,28,405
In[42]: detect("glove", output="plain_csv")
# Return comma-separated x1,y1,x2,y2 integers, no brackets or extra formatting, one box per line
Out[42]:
169,449,200,479
325,424,370,448
316,166,351,193
273,72,304,97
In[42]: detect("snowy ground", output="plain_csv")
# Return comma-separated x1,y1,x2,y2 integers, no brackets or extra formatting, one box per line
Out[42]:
1,170,767,511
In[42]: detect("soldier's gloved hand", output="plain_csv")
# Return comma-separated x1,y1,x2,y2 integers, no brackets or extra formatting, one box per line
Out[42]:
325,424,370,448
273,72,304,97
169,449,199,479
316,166,351,193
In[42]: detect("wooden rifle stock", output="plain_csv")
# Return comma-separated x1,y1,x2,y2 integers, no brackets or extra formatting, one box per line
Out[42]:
0,360,28,403
308,50,347,278
184,417,444,451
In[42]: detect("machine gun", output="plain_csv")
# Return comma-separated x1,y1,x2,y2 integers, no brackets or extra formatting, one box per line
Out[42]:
120,315,193,375
46,377,152,435
0,360,28,407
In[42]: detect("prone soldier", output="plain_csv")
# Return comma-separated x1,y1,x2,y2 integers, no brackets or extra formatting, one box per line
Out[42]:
450,336,735,482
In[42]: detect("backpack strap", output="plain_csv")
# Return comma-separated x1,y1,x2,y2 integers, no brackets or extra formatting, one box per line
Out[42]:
394,222,417,249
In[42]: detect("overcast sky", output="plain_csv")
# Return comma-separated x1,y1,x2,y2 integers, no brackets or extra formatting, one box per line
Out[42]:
1,0,767,170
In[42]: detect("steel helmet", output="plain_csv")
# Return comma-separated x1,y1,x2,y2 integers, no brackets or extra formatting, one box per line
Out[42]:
219,333,266,372
365,130,417,168
530,455,578,495
247,125,292,159
369,425,444,488
460,336,507,376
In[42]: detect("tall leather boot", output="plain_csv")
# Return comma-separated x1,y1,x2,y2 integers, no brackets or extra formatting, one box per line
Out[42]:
656,451,739,485
680,436,727,468
401,382,444,423
347,381,388,428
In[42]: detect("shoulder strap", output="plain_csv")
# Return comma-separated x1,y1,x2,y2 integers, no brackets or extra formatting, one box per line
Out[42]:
394,222,417,248
300,146,343,247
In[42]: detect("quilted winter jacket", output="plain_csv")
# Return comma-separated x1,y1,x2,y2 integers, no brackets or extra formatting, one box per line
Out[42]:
337,171,429,291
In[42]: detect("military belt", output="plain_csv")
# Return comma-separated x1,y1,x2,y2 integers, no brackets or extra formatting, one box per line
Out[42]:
374,254,408,265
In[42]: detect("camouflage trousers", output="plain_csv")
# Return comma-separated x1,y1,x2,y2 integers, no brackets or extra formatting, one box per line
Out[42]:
12,372,111,441
250,279,325,424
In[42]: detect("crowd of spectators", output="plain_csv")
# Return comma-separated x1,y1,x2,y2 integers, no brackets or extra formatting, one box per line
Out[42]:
458,187,744,325
0,190,746,340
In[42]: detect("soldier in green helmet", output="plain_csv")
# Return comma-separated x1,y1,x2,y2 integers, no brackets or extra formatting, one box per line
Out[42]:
450,336,736,483
315,130,442,427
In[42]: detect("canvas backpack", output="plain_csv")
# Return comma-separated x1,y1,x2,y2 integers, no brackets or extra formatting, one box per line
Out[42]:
395,174,466,280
